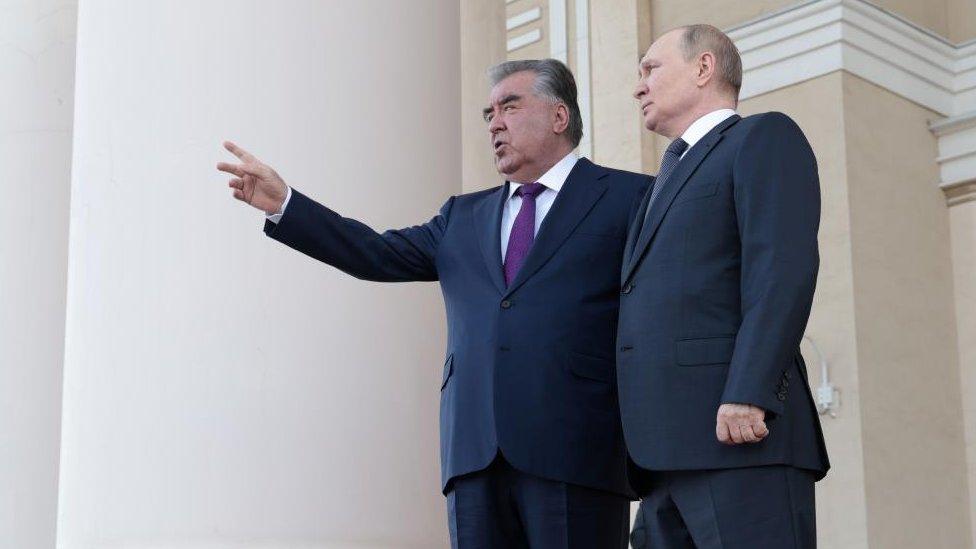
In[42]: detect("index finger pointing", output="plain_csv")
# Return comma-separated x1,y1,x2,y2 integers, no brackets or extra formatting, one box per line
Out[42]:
223,141,255,162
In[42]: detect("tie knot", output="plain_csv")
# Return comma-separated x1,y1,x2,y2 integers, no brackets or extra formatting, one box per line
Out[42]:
515,182,546,199
665,137,688,158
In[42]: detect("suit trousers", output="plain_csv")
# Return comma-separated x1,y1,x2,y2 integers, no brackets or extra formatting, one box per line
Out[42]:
629,465,816,549
446,453,630,549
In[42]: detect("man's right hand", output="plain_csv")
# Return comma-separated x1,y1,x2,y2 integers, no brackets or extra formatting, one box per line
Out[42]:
217,141,288,215
716,402,769,445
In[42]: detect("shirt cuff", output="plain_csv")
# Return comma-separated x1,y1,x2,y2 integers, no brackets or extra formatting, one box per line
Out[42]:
265,186,292,224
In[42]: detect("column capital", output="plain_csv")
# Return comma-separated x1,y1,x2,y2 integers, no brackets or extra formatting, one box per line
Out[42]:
932,111,976,206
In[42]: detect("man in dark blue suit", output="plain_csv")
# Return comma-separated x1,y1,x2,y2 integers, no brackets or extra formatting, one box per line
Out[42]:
217,59,649,548
619,25,830,548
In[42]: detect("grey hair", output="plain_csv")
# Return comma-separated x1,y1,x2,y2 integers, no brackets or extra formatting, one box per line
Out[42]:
487,58,584,147
678,24,742,101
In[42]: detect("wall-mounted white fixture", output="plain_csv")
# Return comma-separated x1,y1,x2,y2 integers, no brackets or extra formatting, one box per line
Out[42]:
803,335,839,418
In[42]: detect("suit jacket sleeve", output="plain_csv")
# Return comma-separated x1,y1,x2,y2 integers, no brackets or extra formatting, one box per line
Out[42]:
721,112,820,416
263,188,454,282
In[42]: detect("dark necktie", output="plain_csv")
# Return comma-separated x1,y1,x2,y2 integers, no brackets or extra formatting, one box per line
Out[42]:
642,137,689,227
503,182,546,286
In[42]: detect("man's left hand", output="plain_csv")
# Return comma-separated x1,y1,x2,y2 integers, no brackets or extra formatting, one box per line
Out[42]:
716,403,768,445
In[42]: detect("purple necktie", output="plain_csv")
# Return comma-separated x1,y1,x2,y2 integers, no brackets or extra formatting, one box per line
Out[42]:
504,182,546,286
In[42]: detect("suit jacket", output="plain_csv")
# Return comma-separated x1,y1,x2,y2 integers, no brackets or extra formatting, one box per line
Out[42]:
617,112,830,479
264,158,650,496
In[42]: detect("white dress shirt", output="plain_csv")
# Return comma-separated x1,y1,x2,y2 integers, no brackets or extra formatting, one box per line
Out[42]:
500,151,578,260
266,186,292,224
268,152,580,263
678,108,738,159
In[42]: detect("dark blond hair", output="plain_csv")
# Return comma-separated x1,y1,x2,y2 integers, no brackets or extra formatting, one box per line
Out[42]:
678,24,742,100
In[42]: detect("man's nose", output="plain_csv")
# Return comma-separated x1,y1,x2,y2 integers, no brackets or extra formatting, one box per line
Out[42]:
489,114,504,134
633,81,646,101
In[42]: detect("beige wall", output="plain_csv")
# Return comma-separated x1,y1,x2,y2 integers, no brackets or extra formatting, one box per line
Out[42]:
506,0,550,61
461,0,506,192
589,0,656,172
650,0,794,35
871,0,949,39
949,0,976,43
842,74,971,549
646,0,976,47
650,0,968,43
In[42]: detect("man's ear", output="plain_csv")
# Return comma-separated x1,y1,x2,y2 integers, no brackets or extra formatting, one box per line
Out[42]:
553,102,570,134
697,51,716,87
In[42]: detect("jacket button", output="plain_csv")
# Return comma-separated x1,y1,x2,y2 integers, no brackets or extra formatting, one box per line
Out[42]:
621,283,633,295
620,345,633,352
500,300,512,309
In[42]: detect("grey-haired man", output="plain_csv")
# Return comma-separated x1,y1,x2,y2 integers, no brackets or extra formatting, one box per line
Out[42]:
219,59,650,548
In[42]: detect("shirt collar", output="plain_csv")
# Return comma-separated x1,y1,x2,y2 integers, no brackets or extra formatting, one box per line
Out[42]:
508,152,579,198
679,109,737,151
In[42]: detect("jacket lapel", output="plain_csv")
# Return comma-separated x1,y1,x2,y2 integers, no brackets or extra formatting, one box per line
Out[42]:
504,158,608,297
622,175,656,270
622,115,740,284
472,183,508,294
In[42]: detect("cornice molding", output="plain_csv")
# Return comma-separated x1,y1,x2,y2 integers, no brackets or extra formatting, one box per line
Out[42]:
728,0,976,203
729,0,975,115
932,111,976,200
944,180,976,207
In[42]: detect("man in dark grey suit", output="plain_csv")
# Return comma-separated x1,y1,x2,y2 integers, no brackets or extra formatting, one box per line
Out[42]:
617,24,830,548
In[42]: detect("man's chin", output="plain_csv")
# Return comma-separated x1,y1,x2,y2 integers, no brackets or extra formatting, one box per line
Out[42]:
495,159,516,177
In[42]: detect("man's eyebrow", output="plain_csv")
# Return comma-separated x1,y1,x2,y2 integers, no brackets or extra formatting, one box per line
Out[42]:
483,94,523,118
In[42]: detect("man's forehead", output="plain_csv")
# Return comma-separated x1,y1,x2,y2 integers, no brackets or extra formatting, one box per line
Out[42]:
640,45,660,65
642,29,680,62
489,72,535,102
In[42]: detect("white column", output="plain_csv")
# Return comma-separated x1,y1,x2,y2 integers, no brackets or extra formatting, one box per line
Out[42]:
947,184,976,549
56,1,459,548
0,1,76,548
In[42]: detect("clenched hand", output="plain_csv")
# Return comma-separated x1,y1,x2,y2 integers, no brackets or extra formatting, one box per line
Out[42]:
716,403,769,445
